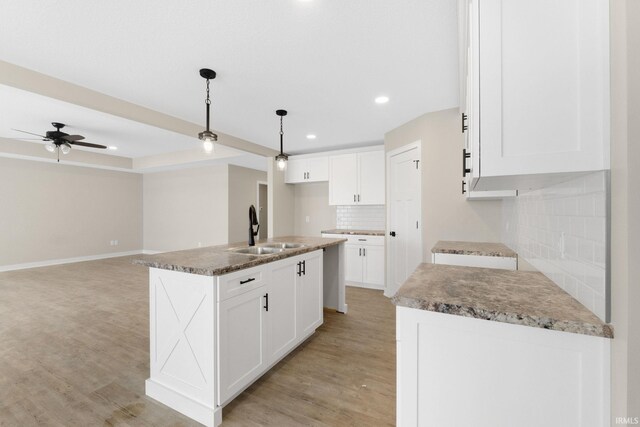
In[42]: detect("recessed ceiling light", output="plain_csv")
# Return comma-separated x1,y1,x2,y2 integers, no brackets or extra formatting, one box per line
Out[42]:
306,134,317,140
108,146,118,150
375,96,389,104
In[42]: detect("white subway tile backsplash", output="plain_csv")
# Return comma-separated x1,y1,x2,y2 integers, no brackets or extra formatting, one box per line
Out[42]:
502,171,608,321
335,205,385,230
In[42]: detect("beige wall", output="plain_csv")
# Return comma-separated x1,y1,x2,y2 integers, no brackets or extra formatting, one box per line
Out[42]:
143,164,229,252
268,159,295,238
0,157,142,266
610,0,640,419
385,108,503,262
293,182,336,237
228,165,267,244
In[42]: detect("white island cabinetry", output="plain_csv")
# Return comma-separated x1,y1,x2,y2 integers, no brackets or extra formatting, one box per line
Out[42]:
146,249,324,427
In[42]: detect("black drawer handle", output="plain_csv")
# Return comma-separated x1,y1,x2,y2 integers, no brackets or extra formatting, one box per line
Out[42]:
240,277,256,285
358,238,367,241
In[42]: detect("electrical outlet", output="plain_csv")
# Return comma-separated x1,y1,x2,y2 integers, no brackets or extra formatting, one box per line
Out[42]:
198,242,202,247
305,216,310,223
114,240,118,246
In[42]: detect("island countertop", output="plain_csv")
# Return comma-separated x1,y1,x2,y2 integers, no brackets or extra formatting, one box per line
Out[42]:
133,236,346,276
431,240,517,258
392,263,613,338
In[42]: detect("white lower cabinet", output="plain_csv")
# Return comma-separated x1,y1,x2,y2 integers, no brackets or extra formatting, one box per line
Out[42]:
324,234,385,289
218,286,268,404
296,252,323,336
396,306,611,427
147,250,325,427
218,250,323,406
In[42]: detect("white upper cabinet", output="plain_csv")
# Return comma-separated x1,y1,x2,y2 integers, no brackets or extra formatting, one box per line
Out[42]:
329,149,385,205
284,156,329,184
462,0,610,191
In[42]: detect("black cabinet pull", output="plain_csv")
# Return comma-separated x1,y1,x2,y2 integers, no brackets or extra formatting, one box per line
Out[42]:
462,149,471,177
297,261,302,276
240,277,256,285
462,180,467,195
461,113,468,133
358,238,367,241
359,248,362,256
389,231,396,237
353,194,356,202
264,293,269,311
302,260,306,276
363,248,366,256
357,194,360,202
307,172,310,179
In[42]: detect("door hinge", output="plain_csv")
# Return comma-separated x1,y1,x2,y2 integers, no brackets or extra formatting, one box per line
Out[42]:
413,160,420,169
416,221,419,229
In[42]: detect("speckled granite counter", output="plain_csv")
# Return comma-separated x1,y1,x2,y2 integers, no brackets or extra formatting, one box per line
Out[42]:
133,236,346,276
321,229,385,236
432,240,517,258
392,263,612,338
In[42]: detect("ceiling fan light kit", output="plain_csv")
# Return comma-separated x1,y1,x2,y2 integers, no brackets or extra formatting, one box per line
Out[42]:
198,68,218,154
275,109,288,171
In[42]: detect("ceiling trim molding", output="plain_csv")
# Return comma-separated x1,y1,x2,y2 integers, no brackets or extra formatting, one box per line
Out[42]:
0,60,278,157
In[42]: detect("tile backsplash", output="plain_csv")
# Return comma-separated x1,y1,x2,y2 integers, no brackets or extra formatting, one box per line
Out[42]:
336,205,386,230
502,171,608,321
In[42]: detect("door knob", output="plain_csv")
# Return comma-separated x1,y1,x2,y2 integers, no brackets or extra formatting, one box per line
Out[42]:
389,231,396,237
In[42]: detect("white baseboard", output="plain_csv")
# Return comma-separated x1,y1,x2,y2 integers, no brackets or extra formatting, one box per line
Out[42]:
0,250,145,272
146,379,221,427
141,250,163,255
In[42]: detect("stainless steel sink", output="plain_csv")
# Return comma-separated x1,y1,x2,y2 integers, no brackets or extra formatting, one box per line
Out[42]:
260,242,306,249
230,246,285,255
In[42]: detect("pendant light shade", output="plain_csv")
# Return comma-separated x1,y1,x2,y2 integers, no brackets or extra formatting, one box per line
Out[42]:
275,109,288,171
198,68,218,153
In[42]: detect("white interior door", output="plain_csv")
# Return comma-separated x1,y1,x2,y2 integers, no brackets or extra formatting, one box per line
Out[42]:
386,142,422,297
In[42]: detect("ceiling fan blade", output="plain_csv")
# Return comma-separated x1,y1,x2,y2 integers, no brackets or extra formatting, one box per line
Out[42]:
11,128,47,138
69,141,107,149
7,138,48,141
61,134,85,141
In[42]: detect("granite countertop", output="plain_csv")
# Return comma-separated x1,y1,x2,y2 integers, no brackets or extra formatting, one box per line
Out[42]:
133,236,346,276
392,263,613,338
321,229,385,236
432,240,517,258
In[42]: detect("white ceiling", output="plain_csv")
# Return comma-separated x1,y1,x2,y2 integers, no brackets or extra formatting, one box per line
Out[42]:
0,0,459,156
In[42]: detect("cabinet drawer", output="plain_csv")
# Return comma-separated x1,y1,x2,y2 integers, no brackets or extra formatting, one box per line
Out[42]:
345,235,384,246
322,233,384,246
217,265,268,302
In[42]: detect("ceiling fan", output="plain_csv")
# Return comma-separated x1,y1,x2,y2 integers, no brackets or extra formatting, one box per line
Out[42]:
11,122,107,162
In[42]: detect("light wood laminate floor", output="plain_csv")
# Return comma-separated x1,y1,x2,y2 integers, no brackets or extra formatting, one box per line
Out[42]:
0,256,396,426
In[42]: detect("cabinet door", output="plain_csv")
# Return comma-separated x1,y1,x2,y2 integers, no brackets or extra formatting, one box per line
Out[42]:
475,0,609,186
297,252,323,337
344,244,363,283
218,286,267,404
284,158,307,184
362,245,385,287
267,260,298,362
358,151,385,205
328,154,358,205
305,156,329,182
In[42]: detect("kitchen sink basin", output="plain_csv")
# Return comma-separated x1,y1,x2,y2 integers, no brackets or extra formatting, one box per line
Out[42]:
260,242,306,249
230,246,285,255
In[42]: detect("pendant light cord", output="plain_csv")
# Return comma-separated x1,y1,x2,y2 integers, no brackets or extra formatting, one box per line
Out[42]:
280,115,284,154
205,78,211,132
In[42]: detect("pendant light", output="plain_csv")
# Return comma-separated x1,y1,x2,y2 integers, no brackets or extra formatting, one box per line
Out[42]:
198,68,218,153
275,109,288,171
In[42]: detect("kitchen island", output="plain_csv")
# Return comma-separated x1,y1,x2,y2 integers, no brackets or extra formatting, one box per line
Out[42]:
392,263,612,427
134,236,346,427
